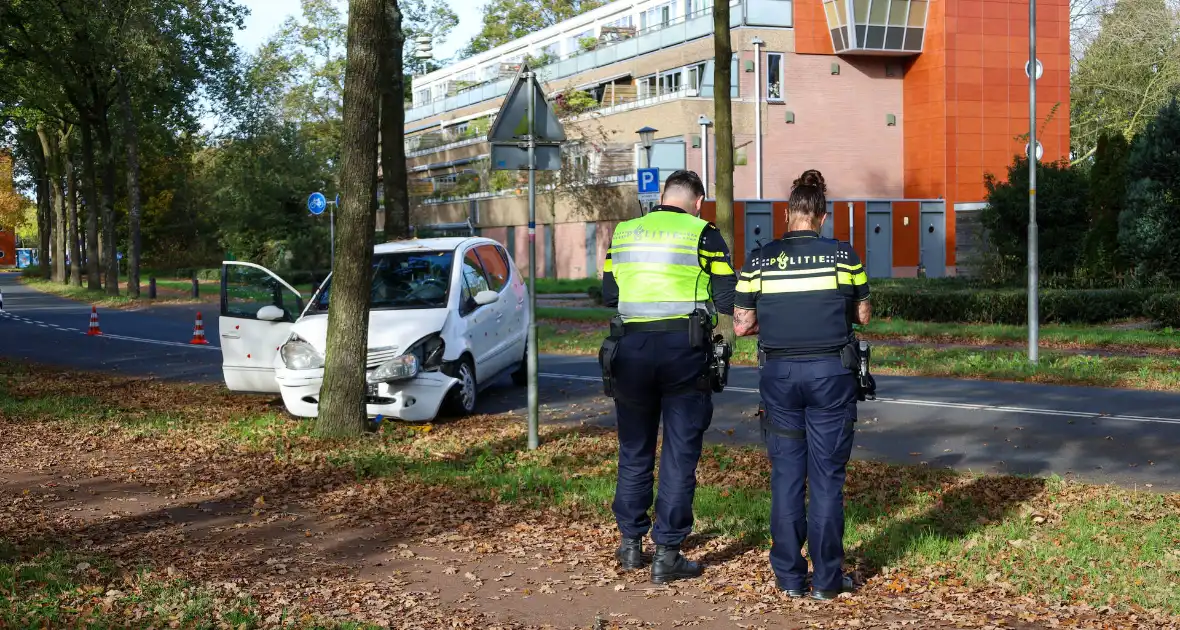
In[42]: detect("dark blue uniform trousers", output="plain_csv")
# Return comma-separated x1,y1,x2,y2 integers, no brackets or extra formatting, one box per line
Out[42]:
760,356,858,592
611,330,712,547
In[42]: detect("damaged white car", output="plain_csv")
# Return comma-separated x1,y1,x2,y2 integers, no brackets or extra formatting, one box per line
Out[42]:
218,237,529,421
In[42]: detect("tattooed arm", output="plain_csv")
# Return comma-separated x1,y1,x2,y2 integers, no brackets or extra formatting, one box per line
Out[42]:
733,306,759,336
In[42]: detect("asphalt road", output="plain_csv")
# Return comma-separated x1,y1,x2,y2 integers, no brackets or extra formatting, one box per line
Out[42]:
3,273,1180,490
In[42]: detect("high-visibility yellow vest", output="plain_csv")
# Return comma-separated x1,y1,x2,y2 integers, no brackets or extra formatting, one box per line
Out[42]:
608,210,712,322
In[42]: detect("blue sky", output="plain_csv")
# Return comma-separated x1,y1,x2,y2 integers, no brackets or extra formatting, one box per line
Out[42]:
234,0,484,59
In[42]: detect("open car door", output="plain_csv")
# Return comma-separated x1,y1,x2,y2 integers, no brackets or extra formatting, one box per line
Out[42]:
220,262,305,393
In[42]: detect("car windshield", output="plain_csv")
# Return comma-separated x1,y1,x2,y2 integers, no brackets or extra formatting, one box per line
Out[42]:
314,250,454,311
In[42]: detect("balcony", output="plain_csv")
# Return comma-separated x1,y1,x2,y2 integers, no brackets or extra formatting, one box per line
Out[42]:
405,0,793,123
822,0,927,55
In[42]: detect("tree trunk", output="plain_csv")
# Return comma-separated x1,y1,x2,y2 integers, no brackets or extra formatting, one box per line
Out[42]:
65,145,83,287
80,121,102,290
712,2,736,345
96,113,119,295
380,0,410,240
118,70,143,298
316,0,382,437
36,124,67,283
33,154,51,281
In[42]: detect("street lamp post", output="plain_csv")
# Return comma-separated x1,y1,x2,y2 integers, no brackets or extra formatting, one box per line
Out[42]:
637,126,658,213
1027,0,1039,364
698,115,712,196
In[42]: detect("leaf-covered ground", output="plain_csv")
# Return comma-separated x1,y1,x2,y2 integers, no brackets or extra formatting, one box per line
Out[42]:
1,363,1178,629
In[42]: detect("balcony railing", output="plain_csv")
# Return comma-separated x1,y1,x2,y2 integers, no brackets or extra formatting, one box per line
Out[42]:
405,0,792,123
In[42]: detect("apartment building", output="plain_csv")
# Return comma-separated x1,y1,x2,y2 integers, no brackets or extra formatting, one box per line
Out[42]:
400,0,1071,279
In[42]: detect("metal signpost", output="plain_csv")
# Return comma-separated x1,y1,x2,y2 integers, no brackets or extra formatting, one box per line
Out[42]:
637,167,660,213
488,63,566,450
308,192,338,269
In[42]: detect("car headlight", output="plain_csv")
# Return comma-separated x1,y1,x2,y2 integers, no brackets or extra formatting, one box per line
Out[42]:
405,333,445,372
368,354,418,383
280,335,324,370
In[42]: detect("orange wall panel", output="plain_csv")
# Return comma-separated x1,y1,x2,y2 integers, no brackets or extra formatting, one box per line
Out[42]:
772,201,789,241
733,201,747,270
852,201,867,262
794,0,834,55
0,230,14,267
892,202,921,267
904,0,1071,269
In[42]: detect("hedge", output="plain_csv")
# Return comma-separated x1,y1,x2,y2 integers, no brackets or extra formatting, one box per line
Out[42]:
1144,293,1180,328
872,287,1155,325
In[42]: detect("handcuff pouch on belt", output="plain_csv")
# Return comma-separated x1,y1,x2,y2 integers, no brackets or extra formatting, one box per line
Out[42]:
598,315,625,397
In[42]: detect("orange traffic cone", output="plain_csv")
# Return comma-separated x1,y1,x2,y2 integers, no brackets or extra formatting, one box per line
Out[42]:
87,306,102,336
189,311,209,345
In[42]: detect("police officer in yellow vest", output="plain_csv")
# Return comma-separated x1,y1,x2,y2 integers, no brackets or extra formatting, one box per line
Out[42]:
599,169,736,584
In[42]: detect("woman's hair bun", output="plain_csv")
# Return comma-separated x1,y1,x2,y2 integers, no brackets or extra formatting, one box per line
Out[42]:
793,169,826,194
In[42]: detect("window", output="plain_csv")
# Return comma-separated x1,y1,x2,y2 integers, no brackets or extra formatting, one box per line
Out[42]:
638,74,658,99
605,14,633,27
223,266,303,322
475,245,511,292
315,251,454,312
686,62,707,91
766,53,784,101
685,0,712,16
565,30,593,56
460,250,492,314
641,2,673,30
415,88,431,104
659,70,682,94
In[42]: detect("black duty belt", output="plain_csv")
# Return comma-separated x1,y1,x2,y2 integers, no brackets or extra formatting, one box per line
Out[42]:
622,319,691,334
762,350,843,360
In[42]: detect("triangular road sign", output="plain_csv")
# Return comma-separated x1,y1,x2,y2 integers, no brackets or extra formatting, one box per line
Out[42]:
488,63,567,144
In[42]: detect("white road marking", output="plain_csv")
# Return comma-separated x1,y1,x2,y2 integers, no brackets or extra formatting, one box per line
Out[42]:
538,372,1180,427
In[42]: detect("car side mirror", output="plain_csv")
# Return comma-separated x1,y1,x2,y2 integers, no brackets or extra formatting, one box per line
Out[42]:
474,290,500,306
257,305,286,322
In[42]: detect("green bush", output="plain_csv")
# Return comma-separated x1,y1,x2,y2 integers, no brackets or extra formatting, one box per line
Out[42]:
981,155,1090,283
1144,293,1180,328
1119,98,1180,282
873,287,1153,324
20,265,42,278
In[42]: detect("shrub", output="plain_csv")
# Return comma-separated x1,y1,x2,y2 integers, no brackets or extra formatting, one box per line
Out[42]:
1144,293,1180,328
873,287,1153,325
981,155,1090,282
1119,97,1180,281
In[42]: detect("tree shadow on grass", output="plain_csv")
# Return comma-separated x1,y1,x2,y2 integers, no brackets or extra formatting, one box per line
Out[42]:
852,474,1047,581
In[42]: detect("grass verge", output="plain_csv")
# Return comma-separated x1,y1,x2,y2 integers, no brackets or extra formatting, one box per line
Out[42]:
536,321,1180,391
19,277,207,308
535,307,1180,353
1,362,1179,618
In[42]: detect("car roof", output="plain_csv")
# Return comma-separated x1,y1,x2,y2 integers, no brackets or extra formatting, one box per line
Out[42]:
372,236,498,254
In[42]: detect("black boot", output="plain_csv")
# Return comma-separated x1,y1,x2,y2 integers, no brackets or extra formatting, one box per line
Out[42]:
615,537,644,571
810,576,855,601
650,545,703,584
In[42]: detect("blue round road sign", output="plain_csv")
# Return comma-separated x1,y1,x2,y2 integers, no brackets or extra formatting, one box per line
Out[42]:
335,193,340,207
308,192,327,215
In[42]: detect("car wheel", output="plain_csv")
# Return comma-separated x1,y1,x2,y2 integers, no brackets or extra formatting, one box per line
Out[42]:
444,357,478,416
511,345,528,387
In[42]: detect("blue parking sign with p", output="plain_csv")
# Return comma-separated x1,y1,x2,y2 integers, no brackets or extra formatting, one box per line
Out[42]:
637,168,659,194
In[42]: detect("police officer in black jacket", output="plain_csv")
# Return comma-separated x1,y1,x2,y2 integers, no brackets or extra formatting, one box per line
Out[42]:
732,169,872,600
